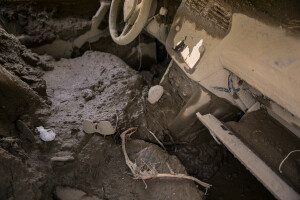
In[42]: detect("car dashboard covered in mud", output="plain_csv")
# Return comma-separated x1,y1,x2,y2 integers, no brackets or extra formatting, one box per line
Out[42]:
0,0,300,199
159,1,300,199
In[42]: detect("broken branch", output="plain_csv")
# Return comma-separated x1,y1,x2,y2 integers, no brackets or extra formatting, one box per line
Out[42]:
146,128,167,151
121,128,212,190
141,173,212,188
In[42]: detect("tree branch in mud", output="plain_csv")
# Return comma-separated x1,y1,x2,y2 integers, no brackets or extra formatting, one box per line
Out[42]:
121,128,212,190
146,128,167,151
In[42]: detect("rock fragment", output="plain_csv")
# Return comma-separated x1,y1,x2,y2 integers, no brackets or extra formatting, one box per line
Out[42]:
51,156,74,162
148,85,164,104
82,89,95,101
37,54,55,71
37,61,55,71
83,119,115,135
21,51,39,66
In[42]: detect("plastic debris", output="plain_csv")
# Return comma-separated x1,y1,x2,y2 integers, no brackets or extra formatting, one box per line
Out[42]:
148,85,164,104
98,121,116,135
82,120,95,134
37,126,56,141
83,119,115,135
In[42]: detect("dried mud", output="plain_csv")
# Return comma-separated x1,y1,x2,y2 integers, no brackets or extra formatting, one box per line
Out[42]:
1,0,296,198
0,41,204,199
0,30,277,199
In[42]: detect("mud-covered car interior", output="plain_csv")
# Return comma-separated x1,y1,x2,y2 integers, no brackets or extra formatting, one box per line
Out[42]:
0,0,300,199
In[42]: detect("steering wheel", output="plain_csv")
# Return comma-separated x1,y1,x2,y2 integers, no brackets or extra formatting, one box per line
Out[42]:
109,0,154,45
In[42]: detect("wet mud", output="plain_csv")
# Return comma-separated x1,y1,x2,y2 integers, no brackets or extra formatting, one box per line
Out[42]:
0,28,278,200
0,44,204,199
0,1,297,199
0,1,98,47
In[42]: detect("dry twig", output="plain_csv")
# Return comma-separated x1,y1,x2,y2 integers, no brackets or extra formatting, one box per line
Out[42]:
121,128,212,190
146,128,167,151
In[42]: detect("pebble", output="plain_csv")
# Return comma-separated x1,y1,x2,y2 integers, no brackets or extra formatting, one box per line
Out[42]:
38,61,55,71
82,89,94,101
51,156,74,162
148,85,164,104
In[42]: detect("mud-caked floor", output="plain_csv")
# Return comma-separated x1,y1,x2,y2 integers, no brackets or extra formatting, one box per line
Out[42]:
1,0,300,198
0,37,205,199
0,26,280,199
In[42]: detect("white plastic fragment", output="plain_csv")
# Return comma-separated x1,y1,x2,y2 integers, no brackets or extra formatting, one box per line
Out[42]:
83,119,115,136
37,126,56,142
148,85,164,104
82,120,95,134
97,121,115,135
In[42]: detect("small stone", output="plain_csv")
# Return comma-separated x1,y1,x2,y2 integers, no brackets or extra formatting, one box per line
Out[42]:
20,75,40,83
51,156,74,162
21,51,39,66
82,89,94,101
37,61,55,71
148,85,164,104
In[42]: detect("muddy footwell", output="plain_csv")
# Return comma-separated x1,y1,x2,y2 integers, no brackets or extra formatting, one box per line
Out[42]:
0,29,277,200
168,138,275,200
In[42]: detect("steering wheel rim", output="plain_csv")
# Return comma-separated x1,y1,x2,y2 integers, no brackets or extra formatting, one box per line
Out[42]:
109,0,154,45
